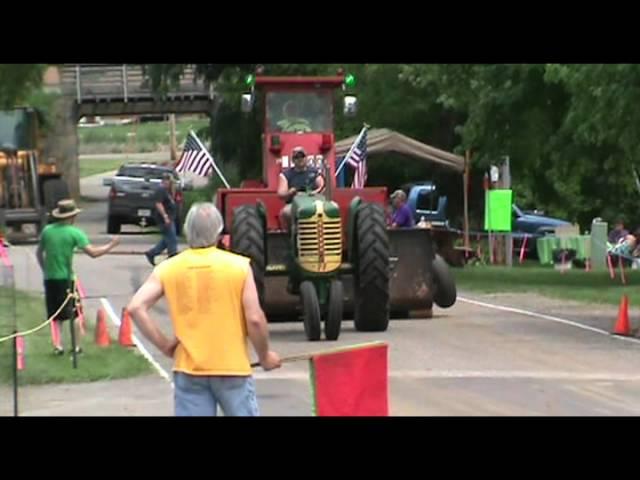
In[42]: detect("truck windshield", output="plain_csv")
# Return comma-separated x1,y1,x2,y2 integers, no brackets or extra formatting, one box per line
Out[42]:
266,91,332,133
416,188,438,212
118,167,170,179
0,109,35,149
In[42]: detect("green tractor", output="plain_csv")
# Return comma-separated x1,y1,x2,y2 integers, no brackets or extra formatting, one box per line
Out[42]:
219,69,455,343
230,185,391,342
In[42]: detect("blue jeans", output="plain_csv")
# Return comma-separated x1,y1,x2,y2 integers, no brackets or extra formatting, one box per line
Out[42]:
148,221,177,258
173,372,259,417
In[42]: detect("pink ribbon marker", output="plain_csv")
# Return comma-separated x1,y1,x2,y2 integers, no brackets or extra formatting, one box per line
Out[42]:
16,336,25,371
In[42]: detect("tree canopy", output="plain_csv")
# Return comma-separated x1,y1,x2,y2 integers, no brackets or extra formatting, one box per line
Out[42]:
145,64,640,230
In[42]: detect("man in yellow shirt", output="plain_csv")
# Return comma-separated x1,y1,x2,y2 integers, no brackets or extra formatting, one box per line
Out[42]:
127,202,281,416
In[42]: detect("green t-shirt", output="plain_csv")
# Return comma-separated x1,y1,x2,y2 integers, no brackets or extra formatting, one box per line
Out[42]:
40,223,90,280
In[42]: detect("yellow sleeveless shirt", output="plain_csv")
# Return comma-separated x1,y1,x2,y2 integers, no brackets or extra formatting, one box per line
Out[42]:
154,246,252,376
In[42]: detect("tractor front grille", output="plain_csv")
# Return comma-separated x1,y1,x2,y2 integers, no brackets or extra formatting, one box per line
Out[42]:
297,201,342,274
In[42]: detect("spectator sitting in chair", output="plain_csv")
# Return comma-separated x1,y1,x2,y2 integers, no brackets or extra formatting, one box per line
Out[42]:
609,228,639,267
608,219,629,246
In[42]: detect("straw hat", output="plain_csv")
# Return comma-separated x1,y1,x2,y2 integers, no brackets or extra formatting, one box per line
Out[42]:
52,199,82,219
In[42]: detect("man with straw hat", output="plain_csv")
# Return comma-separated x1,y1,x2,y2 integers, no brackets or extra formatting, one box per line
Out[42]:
36,199,120,355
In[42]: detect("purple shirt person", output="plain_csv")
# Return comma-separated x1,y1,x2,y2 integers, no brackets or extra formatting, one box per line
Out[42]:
389,190,415,228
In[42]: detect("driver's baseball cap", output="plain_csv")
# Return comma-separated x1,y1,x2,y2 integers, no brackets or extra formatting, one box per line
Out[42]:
292,146,306,158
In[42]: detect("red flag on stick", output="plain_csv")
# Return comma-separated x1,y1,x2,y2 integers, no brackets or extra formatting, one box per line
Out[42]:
309,342,388,416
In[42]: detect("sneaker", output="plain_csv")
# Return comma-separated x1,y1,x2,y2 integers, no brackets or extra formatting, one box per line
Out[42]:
144,252,155,267
53,347,64,356
70,346,83,355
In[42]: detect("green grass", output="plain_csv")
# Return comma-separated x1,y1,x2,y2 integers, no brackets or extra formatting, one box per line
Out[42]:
455,264,640,306
79,118,209,154
79,158,124,178
0,288,151,385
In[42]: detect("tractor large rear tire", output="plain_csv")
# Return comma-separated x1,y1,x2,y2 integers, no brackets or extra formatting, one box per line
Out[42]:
300,281,322,341
324,279,343,341
433,254,457,308
42,178,69,214
231,205,265,307
353,203,390,332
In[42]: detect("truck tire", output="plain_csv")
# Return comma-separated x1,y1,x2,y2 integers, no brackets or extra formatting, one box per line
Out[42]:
324,279,343,341
433,253,457,308
231,205,265,307
300,281,321,341
107,215,121,234
42,178,69,213
353,202,390,332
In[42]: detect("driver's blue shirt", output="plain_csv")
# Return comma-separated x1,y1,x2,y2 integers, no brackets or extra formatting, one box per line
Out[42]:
283,167,319,203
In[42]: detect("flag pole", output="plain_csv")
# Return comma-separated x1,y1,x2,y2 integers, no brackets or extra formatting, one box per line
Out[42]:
250,341,387,368
189,130,231,189
335,124,369,178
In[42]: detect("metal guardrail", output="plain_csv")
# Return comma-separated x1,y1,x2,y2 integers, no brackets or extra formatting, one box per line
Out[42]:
60,64,213,104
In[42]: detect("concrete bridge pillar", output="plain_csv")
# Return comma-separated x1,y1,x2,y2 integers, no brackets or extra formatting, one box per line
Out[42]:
42,96,80,200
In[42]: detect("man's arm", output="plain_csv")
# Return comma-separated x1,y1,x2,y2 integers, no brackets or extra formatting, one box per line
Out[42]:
127,272,178,358
242,268,281,371
405,206,416,228
155,189,170,225
277,173,296,201
390,208,399,229
312,172,325,194
83,236,120,258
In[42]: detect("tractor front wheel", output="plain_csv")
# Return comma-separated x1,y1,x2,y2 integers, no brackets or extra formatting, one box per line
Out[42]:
324,279,343,341
300,281,321,341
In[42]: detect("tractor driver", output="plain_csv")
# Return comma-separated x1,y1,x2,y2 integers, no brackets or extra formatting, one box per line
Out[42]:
277,147,325,231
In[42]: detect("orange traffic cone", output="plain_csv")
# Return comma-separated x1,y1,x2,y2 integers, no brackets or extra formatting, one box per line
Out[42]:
613,295,631,336
95,308,111,347
119,308,135,347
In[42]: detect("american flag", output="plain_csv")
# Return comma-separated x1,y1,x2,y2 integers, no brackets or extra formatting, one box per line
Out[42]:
346,128,368,188
175,131,215,177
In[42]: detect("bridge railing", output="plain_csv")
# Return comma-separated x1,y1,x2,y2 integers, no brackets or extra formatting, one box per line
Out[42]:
60,64,213,103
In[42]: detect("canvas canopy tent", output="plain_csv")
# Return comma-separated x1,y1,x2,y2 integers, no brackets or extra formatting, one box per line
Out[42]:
335,128,465,173
336,127,471,254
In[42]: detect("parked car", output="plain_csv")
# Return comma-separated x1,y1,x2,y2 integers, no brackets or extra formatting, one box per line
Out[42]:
512,204,571,257
103,163,191,234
